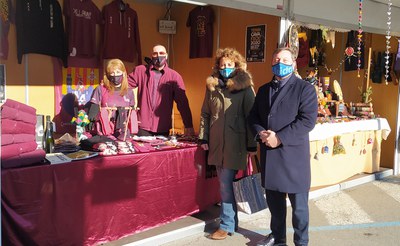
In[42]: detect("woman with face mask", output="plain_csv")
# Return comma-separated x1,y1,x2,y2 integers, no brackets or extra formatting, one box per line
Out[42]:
198,47,257,240
87,59,136,140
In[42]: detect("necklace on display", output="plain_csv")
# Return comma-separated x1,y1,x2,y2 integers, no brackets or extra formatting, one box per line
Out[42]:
324,55,352,75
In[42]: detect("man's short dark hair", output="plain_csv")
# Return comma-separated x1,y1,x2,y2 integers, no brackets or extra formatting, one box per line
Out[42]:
272,47,296,61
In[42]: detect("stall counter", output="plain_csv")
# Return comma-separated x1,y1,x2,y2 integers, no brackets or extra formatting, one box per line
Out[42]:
309,118,391,187
1,146,220,246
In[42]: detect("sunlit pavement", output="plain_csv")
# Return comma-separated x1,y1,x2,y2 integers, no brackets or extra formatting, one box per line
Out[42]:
104,170,400,246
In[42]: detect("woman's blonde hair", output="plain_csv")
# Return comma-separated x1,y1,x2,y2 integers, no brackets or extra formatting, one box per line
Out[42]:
103,59,129,96
212,47,247,76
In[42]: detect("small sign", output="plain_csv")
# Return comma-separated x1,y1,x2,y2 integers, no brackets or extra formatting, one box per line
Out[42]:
246,25,266,63
159,20,176,34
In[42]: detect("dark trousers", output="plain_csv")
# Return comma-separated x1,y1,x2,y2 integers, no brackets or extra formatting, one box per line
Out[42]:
266,189,309,246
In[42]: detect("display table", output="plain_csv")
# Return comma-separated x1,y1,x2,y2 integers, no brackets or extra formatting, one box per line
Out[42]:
309,118,391,187
1,146,220,246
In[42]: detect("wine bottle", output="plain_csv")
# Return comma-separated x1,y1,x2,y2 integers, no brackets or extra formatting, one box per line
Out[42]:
44,115,55,153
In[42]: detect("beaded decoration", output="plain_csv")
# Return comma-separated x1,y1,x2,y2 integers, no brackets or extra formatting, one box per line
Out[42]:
385,0,392,85
357,0,363,78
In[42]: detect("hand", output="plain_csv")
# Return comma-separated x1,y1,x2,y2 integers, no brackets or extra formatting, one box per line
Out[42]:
259,130,270,143
200,143,209,151
184,127,195,136
264,130,281,148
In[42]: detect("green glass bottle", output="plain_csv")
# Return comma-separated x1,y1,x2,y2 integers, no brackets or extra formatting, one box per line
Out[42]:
44,115,55,153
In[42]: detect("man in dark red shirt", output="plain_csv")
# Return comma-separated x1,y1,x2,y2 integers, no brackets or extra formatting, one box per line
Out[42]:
128,45,194,136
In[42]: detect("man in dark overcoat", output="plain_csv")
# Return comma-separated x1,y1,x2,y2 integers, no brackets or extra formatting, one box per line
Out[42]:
248,47,318,246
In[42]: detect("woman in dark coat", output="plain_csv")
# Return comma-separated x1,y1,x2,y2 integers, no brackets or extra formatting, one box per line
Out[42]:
198,47,257,240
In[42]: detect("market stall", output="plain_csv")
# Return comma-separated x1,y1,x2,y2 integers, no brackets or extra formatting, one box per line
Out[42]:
309,118,391,187
1,146,220,246
1,1,399,245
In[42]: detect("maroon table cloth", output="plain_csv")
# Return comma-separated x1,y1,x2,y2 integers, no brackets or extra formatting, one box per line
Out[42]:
1,146,220,246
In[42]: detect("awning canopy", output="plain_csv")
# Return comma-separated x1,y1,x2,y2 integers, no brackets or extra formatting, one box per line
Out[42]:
195,0,400,36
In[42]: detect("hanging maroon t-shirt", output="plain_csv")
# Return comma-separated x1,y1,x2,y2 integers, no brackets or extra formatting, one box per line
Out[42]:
186,6,214,59
63,0,101,59
102,1,142,64
296,37,309,68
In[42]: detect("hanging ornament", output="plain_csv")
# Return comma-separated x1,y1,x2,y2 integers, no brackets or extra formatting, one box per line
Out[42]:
360,133,367,155
345,46,355,57
357,0,363,78
333,136,346,155
314,142,319,160
385,0,392,85
367,134,373,144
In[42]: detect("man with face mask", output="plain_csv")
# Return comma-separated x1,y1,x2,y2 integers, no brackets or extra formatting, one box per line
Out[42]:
128,45,194,136
248,47,318,246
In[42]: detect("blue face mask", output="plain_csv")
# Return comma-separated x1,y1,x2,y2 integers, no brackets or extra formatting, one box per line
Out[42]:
219,68,235,78
272,63,294,77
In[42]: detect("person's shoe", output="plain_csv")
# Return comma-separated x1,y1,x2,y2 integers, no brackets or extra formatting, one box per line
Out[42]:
208,228,230,240
256,233,275,246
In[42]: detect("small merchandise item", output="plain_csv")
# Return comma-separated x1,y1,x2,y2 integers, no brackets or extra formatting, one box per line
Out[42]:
65,150,98,160
116,141,135,154
332,136,346,155
233,155,267,214
93,141,117,155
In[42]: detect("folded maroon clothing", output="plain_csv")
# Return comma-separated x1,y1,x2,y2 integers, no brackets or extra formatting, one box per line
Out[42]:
1,141,38,160
1,134,36,146
132,141,154,153
2,99,36,115
1,119,36,135
1,149,46,169
1,105,36,124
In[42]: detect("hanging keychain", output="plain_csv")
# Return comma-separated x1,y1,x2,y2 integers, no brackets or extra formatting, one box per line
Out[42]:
324,139,329,154
362,133,367,154
314,141,319,160
367,133,373,144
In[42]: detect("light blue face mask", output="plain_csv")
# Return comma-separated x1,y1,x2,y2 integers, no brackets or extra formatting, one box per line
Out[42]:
219,67,235,78
272,63,294,77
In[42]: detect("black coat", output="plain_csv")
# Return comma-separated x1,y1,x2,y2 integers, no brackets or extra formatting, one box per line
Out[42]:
248,74,318,193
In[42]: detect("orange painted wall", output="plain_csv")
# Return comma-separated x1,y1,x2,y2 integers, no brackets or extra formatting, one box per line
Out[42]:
170,4,280,133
